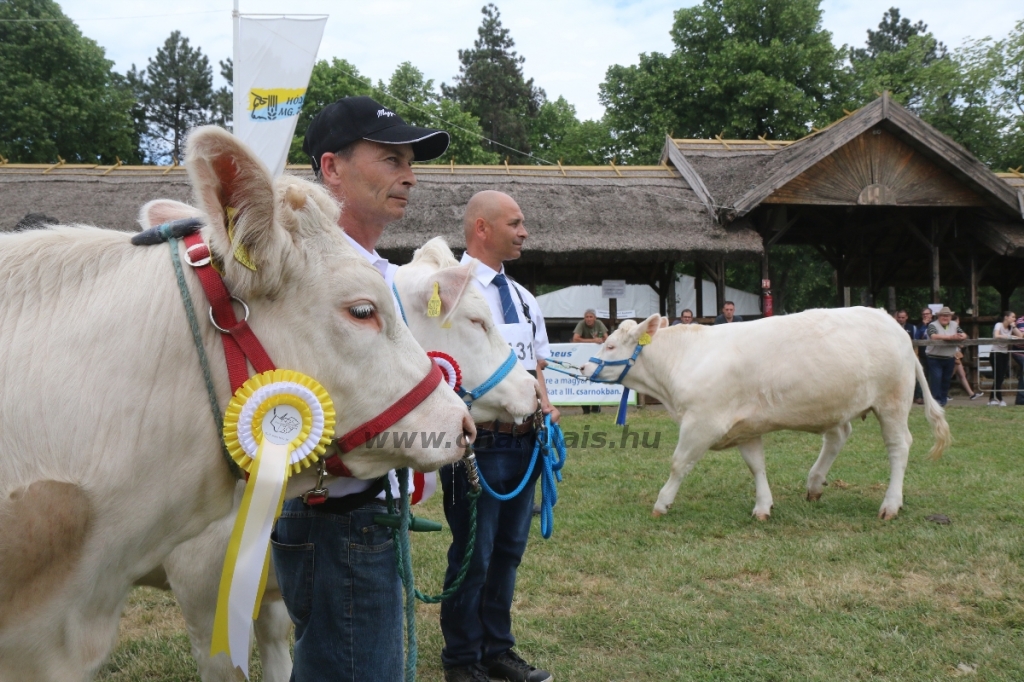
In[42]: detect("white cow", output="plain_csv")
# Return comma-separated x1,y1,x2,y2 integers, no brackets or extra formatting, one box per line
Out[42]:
143,236,539,682
583,307,951,520
0,126,473,682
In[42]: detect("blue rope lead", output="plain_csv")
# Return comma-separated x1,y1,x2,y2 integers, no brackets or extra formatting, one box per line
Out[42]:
476,414,567,538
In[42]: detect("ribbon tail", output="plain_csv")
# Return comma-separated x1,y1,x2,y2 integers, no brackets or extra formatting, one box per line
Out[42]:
616,388,630,426
211,439,290,679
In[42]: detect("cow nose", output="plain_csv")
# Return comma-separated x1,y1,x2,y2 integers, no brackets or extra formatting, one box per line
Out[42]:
461,413,476,444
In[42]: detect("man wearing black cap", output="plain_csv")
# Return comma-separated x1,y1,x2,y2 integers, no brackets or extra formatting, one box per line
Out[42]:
271,96,449,682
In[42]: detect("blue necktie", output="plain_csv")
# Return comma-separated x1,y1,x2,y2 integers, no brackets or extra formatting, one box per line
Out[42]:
492,273,520,324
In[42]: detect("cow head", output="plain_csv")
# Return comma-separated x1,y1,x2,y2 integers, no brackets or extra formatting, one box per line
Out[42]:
144,127,472,480
394,237,538,422
581,314,666,386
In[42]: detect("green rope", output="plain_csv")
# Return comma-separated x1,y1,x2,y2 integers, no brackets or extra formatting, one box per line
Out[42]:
168,237,242,479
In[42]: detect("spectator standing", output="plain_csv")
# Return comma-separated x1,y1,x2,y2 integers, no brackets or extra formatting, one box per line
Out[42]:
912,307,933,404
1014,314,1024,405
714,301,744,324
572,309,608,414
671,309,695,326
926,306,966,406
990,311,1019,406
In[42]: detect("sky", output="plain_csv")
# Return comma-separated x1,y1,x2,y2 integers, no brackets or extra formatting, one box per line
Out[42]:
56,0,1023,122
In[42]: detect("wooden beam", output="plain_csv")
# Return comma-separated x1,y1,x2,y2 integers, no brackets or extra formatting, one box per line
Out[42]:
664,137,718,220
694,262,704,318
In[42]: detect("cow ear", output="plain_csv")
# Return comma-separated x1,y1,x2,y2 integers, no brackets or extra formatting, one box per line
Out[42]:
185,126,277,291
659,317,669,328
433,261,476,322
138,199,203,230
634,314,662,343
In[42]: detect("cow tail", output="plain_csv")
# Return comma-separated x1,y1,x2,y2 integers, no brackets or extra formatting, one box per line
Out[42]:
915,355,952,460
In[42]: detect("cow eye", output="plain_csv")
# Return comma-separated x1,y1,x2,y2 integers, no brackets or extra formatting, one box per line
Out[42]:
349,304,375,320
470,318,488,331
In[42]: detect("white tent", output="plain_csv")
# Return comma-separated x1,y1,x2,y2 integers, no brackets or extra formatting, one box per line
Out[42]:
536,275,761,319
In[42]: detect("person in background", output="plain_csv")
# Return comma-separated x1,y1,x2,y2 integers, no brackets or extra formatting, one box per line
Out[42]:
714,301,743,324
1014,313,1024,406
926,306,966,407
572,308,608,414
949,314,984,401
989,311,1020,406
912,307,933,405
671,309,695,326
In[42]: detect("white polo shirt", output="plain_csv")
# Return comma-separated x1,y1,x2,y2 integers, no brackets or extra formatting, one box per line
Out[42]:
459,252,550,368
324,232,436,504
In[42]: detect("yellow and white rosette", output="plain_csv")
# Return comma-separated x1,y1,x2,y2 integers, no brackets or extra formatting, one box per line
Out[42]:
211,369,335,678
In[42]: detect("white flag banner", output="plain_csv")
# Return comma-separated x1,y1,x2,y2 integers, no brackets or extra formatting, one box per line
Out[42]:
233,14,327,177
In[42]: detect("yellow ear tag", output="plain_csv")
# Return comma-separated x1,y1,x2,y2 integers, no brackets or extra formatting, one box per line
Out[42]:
638,332,652,346
226,206,257,272
427,282,442,318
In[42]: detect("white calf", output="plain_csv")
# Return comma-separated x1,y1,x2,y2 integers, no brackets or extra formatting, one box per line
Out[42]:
0,127,471,682
583,307,951,520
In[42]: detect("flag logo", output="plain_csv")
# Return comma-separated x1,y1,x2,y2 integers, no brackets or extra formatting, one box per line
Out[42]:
249,88,307,121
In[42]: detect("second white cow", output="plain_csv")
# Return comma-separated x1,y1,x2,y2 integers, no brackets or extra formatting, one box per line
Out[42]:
583,307,951,520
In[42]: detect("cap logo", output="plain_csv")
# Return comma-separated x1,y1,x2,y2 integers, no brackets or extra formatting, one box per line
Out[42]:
377,109,397,118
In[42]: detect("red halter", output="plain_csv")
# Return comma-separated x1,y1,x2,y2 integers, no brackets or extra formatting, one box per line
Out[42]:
181,232,442,479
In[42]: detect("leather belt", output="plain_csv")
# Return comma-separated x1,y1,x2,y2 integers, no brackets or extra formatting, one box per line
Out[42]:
303,477,386,515
475,414,537,436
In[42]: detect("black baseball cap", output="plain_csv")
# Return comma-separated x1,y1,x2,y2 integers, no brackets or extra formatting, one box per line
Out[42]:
303,96,451,172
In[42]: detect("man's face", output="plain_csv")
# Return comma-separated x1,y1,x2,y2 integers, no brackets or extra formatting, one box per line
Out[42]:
483,195,528,262
896,311,908,325
723,303,735,320
922,309,932,323
938,313,952,325
584,312,596,326
681,312,693,323
324,141,416,226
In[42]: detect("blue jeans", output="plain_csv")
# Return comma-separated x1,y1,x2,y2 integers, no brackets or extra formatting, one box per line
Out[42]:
927,356,955,406
440,429,539,669
271,499,402,682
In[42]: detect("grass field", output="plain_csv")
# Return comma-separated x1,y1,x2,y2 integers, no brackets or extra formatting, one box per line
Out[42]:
100,407,1024,681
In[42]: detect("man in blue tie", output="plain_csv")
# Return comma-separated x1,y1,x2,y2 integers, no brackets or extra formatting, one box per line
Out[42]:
441,190,558,682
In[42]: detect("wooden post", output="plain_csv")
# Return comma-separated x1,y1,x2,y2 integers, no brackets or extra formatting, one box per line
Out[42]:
930,218,941,304
969,250,980,390
761,250,770,315
694,261,704,318
888,287,896,313
715,258,726,315
609,298,618,330
667,263,677,320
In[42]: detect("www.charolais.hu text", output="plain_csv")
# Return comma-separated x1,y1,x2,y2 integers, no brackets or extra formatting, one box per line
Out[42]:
361,427,661,449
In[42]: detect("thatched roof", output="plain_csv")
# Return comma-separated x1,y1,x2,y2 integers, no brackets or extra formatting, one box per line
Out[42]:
0,163,763,266
661,94,1024,223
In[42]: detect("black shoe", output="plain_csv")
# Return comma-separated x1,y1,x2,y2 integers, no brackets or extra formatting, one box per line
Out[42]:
591,406,601,414
581,405,591,414
485,649,553,682
444,663,491,682
532,503,542,516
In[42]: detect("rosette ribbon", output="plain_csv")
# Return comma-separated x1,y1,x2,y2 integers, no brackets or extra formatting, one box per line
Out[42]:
211,369,335,678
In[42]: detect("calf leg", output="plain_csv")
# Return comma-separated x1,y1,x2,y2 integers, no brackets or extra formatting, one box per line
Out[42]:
737,438,773,520
254,595,293,682
806,422,852,501
876,411,913,520
653,418,722,517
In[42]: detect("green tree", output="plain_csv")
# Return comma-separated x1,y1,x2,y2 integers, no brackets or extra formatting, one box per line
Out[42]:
212,58,233,130
287,57,372,163
442,3,545,162
0,0,138,163
373,62,498,165
128,31,216,163
528,97,614,165
600,0,848,163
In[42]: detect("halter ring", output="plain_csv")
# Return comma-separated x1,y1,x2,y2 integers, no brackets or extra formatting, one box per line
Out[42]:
209,296,251,333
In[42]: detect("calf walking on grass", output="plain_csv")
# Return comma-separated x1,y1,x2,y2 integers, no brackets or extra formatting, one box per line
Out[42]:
583,307,951,520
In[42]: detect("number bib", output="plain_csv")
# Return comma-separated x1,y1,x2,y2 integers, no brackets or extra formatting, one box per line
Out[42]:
499,322,537,370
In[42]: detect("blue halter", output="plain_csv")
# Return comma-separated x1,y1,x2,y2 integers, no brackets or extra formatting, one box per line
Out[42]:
392,282,519,409
587,342,645,384
458,348,518,408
